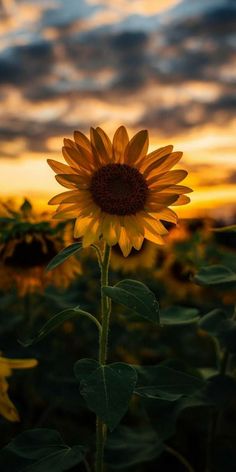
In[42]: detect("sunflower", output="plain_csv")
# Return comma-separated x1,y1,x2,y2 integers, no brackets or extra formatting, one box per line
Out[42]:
0,200,81,296
111,240,161,272
0,354,37,422
48,126,192,256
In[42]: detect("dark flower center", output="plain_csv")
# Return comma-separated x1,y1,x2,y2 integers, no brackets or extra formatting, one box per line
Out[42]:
90,164,148,215
2,236,58,269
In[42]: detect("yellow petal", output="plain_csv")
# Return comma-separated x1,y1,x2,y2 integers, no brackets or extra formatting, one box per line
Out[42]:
112,126,129,163
146,193,178,207
147,169,188,188
47,159,77,175
158,184,193,195
82,218,102,247
102,215,120,245
125,130,149,166
55,174,78,189
96,127,113,159
74,215,93,238
118,226,132,257
0,358,38,370
171,195,191,206
74,130,92,152
138,145,173,171
48,190,80,205
142,152,183,178
90,127,110,165
63,146,93,172
0,391,20,422
56,173,88,186
149,207,178,223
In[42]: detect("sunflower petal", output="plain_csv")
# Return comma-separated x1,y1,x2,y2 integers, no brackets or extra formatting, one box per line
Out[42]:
171,195,191,206
96,127,113,159
158,184,193,195
147,169,188,188
74,130,92,152
83,218,102,246
102,215,120,245
63,146,93,172
112,125,129,163
56,173,89,187
118,226,132,257
146,193,178,207
47,159,77,175
0,386,20,422
90,127,110,165
125,130,149,166
55,175,77,189
74,215,93,238
150,207,178,224
48,190,80,205
143,152,183,178
138,145,173,171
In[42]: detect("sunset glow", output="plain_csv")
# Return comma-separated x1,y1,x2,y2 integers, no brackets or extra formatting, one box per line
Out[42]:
0,0,235,220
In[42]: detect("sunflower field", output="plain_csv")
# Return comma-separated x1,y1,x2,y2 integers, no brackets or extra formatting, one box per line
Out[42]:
0,125,235,472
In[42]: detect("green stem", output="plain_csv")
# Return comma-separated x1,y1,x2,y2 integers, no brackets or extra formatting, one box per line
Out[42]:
206,305,236,471
95,244,111,472
165,445,195,472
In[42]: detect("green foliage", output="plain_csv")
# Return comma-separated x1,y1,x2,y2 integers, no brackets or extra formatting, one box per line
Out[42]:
193,265,236,285
199,308,236,353
20,306,100,346
135,363,205,399
103,279,160,324
74,359,137,430
160,306,200,325
46,242,83,271
0,429,85,471
105,426,163,469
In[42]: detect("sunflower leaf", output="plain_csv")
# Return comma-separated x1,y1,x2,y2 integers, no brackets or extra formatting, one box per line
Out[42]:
79,362,137,431
193,265,236,286
46,242,83,272
0,429,86,471
103,279,160,324
19,307,100,347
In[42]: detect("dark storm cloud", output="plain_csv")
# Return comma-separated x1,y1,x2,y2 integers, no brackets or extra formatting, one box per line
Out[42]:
0,41,54,85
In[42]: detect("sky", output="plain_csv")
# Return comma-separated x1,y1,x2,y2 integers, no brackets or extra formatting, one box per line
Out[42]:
0,0,235,219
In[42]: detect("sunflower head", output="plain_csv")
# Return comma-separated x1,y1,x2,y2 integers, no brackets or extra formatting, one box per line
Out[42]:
0,200,81,295
48,126,192,256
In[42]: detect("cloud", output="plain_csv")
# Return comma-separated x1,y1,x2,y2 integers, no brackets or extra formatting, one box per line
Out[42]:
0,0,235,158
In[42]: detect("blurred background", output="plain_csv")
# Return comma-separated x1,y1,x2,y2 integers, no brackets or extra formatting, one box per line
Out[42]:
0,0,235,220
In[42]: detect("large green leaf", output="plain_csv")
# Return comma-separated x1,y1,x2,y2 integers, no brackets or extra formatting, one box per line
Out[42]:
105,426,163,469
199,309,236,353
160,306,200,325
193,265,236,286
135,364,205,397
46,242,82,272
103,279,159,324
79,362,137,431
0,429,85,472
20,306,100,347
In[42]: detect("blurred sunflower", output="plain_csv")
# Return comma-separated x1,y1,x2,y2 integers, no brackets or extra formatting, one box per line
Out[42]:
0,354,37,422
111,240,161,272
48,126,192,256
0,199,81,296
155,254,201,303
